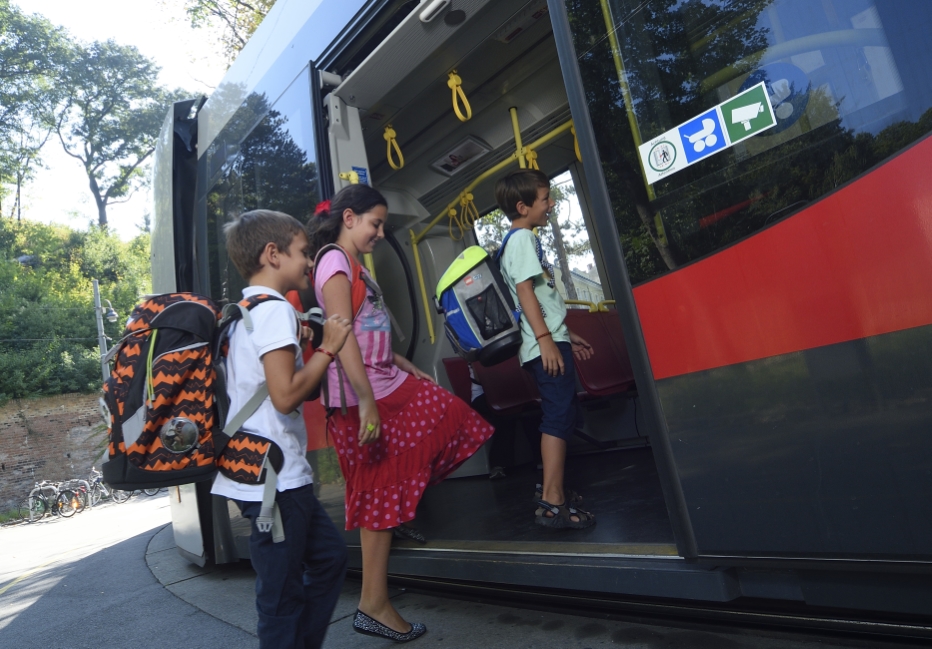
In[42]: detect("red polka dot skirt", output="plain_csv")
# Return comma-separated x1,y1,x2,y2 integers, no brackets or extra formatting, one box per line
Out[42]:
328,375,493,531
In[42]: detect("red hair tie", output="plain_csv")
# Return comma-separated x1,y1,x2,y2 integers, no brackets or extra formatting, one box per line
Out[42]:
315,199,331,217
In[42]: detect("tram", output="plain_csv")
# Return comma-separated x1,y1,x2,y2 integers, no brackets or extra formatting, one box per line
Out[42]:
152,0,932,629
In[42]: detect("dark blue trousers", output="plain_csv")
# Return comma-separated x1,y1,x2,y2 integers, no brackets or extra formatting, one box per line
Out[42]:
237,484,347,649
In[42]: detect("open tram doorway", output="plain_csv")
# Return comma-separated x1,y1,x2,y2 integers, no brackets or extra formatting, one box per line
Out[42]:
311,0,678,557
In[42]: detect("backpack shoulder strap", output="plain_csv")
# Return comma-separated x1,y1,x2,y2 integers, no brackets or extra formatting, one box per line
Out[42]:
314,244,368,320
496,228,520,262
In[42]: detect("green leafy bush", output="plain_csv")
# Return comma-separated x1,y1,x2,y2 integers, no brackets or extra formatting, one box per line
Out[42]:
0,219,150,402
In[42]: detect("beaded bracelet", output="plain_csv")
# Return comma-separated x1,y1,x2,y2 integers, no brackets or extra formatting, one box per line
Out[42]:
535,331,552,341
316,347,337,362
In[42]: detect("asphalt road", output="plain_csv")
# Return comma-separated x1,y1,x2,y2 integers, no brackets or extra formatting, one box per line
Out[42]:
0,494,254,649
1,494,919,649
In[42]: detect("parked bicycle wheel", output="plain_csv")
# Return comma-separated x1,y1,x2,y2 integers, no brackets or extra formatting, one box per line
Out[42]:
57,490,79,517
89,484,102,507
142,488,160,496
18,496,46,523
111,488,131,504
73,489,87,514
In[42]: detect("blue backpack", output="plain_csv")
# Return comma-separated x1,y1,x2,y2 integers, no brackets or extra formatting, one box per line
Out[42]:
434,230,522,367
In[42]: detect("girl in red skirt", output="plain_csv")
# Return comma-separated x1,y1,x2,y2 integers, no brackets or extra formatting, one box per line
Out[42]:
307,185,493,642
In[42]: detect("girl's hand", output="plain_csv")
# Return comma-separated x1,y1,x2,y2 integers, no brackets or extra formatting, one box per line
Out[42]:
358,397,381,445
320,314,352,355
393,353,436,383
569,331,594,361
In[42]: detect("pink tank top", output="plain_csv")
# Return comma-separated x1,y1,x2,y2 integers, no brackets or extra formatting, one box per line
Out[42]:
314,249,407,407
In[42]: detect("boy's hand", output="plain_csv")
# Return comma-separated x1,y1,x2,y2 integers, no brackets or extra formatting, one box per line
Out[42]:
319,314,352,355
539,335,564,377
569,331,594,361
358,397,381,445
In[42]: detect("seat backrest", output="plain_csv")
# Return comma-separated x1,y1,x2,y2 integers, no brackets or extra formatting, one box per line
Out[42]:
471,355,541,414
442,357,473,403
564,309,636,396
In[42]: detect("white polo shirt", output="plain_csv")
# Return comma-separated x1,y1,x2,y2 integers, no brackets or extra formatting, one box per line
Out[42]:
210,286,314,502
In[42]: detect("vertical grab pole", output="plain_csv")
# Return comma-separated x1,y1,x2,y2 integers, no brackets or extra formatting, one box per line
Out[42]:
510,107,527,169
410,229,436,344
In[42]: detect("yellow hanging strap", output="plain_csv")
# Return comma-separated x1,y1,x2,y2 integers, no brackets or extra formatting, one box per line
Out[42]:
447,207,464,241
447,71,472,122
384,125,404,170
525,147,540,170
448,192,481,241
571,125,582,162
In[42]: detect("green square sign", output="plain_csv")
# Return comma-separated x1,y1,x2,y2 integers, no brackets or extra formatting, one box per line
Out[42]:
721,83,776,145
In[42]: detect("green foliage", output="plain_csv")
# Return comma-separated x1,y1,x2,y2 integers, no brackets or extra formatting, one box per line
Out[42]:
56,40,190,227
0,0,70,209
184,0,275,63
0,218,151,402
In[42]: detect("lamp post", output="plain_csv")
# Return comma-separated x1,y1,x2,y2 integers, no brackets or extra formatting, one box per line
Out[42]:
93,279,118,383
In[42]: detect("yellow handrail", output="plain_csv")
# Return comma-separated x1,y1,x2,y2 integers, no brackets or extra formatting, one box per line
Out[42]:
565,299,598,313
597,300,616,312
571,126,582,162
447,71,472,122
410,228,435,344
510,107,527,169
412,119,574,246
384,125,404,170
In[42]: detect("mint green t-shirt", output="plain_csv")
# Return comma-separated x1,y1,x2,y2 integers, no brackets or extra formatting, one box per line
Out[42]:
499,228,569,364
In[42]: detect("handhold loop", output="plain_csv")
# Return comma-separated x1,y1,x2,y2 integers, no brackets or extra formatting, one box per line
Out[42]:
447,207,464,241
460,192,480,228
384,125,405,170
571,125,582,162
447,71,472,122
525,147,540,170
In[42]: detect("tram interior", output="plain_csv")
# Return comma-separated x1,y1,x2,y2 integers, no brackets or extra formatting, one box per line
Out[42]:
306,0,678,556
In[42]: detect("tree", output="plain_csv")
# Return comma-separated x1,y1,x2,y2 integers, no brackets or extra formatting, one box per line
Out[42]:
184,0,274,63
473,175,592,300
54,40,183,228
0,0,69,214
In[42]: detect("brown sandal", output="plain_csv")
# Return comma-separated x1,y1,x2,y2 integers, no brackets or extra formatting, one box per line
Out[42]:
535,499,596,529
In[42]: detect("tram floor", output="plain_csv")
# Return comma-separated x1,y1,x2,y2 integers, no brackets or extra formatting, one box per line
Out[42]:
398,446,677,553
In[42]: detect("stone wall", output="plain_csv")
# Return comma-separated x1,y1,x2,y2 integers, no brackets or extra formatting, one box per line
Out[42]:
0,393,105,512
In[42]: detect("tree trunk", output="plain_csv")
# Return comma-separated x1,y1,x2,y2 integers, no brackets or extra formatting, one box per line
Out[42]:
15,174,21,222
548,214,579,301
88,173,108,227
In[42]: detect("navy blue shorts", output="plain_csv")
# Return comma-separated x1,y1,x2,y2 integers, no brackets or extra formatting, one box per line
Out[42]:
524,341,583,441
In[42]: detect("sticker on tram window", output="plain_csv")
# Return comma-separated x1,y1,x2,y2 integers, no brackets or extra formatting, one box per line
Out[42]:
638,82,776,185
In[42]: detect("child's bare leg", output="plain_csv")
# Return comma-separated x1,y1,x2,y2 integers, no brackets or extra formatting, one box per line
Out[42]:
540,433,567,505
358,528,411,632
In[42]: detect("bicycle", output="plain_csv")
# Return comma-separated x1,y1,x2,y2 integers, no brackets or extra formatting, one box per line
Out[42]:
17,480,78,522
87,468,131,505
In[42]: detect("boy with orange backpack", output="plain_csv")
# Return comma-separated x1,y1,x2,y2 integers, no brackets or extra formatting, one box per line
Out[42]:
210,209,352,649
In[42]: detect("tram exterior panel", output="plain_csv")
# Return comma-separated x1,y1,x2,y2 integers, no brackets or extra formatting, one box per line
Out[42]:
151,0,932,619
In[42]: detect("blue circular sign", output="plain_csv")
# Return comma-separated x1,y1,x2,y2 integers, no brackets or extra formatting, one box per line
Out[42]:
740,62,810,134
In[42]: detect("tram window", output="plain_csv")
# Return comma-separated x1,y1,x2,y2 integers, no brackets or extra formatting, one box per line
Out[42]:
473,171,605,305
565,0,932,285
204,68,323,302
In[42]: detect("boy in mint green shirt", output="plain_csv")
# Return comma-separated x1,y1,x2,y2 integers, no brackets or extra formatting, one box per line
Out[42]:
495,169,596,529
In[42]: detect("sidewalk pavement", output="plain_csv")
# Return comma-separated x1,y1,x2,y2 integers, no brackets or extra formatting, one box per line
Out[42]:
144,524,896,649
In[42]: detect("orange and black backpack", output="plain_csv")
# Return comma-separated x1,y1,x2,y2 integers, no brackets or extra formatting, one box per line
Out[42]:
100,292,315,496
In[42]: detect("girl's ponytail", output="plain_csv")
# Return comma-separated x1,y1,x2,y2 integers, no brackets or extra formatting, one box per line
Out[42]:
306,184,388,256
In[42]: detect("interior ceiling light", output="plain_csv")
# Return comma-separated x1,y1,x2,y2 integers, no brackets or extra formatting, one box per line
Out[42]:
419,0,451,23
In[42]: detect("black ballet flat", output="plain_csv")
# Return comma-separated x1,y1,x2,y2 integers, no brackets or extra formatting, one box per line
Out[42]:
353,609,427,643
392,524,427,543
